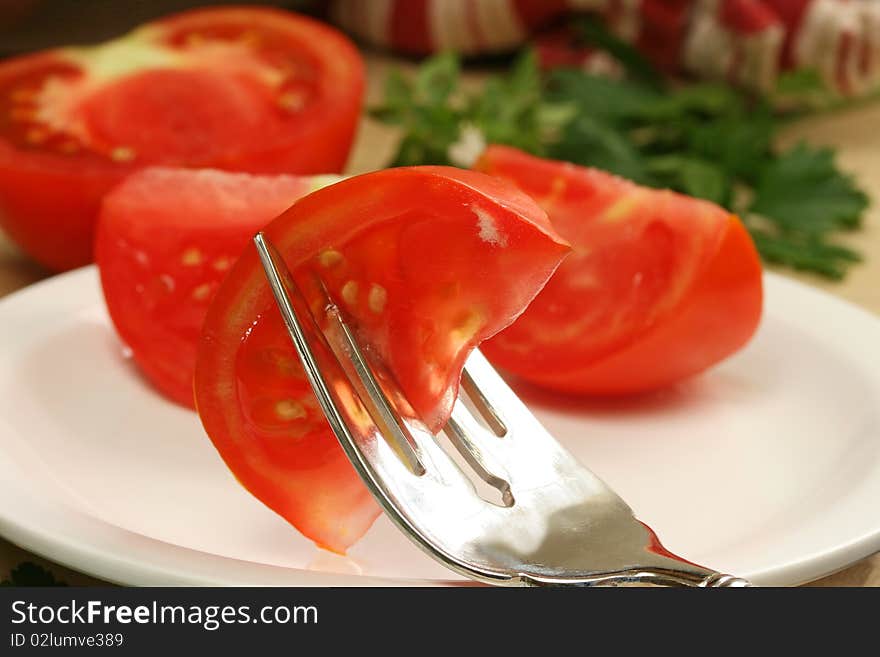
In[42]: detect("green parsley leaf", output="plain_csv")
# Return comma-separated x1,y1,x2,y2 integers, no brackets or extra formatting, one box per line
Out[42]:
748,229,861,280
1,562,67,587
750,143,869,234
413,51,460,106
685,114,774,184
655,83,747,120
546,69,659,125
646,155,730,205
775,68,827,95
549,113,652,183
471,51,549,154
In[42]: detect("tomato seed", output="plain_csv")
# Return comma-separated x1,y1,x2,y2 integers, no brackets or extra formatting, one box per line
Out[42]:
111,146,136,162
212,256,233,271
25,128,48,144
600,194,642,223
543,176,568,206
278,91,307,112
180,248,204,266
451,310,484,344
150,274,175,295
340,280,358,306
317,249,343,268
240,30,260,46
368,284,387,314
262,348,302,378
274,399,306,421
58,140,80,154
191,283,212,301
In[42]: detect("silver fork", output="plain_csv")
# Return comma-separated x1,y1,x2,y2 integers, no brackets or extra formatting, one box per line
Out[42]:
254,232,751,587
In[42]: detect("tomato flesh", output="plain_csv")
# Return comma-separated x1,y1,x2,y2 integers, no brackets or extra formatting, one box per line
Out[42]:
0,7,364,271
96,167,339,408
80,69,269,165
194,167,568,552
474,145,763,395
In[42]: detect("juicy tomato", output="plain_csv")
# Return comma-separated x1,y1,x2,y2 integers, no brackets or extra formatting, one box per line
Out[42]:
0,7,363,271
474,145,763,395
194,167,569,552
96,167,339,408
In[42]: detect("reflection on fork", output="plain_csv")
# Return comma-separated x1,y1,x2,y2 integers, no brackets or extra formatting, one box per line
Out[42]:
254,231,751,587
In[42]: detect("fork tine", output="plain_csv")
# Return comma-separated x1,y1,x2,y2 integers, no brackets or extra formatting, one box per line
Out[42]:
460,369,507,437
444,414,514,507
253,233,358,451
254,232,425,475
452,350,620,496
317,281,426,476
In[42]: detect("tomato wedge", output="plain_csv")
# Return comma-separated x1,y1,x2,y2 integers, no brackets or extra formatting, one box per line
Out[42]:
0,7,363,271
194,167,568,552
96,167,340,408
474,145,763,395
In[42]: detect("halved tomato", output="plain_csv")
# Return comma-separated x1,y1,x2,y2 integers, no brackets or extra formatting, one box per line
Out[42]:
0,6,363,271
96,167,340,408
194,167,569,552
474,145,763,395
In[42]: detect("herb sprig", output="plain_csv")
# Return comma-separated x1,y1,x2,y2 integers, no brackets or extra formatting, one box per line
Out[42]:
371,34,869,279
1,562,66,586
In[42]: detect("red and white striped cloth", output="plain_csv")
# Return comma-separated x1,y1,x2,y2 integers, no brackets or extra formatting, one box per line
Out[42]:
329,0,880,96
330,0,568,56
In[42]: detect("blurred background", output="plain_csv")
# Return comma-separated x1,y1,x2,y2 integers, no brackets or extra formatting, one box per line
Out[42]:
0,1,308,55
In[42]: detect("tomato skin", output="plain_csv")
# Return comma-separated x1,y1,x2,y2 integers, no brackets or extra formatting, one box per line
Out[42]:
194,167,568,552
152,7,365,175
0,143,129,271
96,168,334,408
0,7,364,272
503,216,764,394
475,145,763,395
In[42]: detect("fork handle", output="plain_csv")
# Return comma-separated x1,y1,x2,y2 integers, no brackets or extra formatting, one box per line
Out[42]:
540,570,752,587
700,573,752,587
523,569,752,587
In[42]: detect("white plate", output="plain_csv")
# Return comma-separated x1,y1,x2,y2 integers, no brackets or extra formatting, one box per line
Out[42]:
0,267,879,586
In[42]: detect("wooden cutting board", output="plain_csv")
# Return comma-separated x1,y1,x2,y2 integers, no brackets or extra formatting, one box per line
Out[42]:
0,55,877,586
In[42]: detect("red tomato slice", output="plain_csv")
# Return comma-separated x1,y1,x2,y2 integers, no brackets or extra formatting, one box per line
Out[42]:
0,7,363,271
194,167,569,552
474,145,763,395
96,167,339,408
